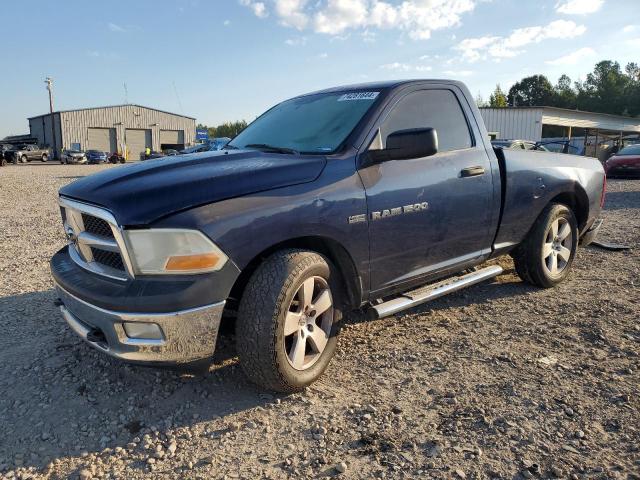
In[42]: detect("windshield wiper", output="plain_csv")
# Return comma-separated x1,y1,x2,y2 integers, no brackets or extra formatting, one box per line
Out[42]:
222,144,239,150
244,143,299,155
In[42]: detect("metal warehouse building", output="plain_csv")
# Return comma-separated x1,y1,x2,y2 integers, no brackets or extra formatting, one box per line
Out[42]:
28,104,196,160
480,106,640,161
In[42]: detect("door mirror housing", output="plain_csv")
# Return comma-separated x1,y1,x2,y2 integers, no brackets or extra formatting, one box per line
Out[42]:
367,128,438,164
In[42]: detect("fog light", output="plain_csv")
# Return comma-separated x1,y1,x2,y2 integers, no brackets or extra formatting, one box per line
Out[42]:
123,322,164,340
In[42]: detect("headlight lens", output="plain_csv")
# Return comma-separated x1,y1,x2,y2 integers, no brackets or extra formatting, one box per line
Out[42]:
124,229,228,275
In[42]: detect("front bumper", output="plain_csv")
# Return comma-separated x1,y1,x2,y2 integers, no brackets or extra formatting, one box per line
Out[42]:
55,281,225,364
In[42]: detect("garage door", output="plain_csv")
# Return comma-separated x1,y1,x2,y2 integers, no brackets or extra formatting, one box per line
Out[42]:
125,129,151,161
159,130,185,149
87,128,116,153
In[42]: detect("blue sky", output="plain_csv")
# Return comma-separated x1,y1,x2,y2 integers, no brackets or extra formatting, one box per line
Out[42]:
1,0,639,137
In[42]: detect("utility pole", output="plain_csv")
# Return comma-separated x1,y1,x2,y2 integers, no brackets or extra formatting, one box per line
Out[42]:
44,77,58,159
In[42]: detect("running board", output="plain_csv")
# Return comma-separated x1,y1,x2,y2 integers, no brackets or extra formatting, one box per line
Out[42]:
371,265,503,319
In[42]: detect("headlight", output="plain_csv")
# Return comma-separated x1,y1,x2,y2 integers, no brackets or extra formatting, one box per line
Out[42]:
123,229,228,275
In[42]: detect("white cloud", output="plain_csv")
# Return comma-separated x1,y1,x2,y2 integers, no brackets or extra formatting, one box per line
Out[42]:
456,20,586,62
318,52,329,58
380,62,432,72
443,69,473,77
284,36,308,46
627,38,640,48
240,0,477,40
224,19,231,26
623,25,638,33
546,47,596,65
86,50,120,60
556,0,603,15
108,22,125,32
275,0,309,29
240,0,268,18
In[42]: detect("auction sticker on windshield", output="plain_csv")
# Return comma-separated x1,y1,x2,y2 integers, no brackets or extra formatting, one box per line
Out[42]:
338,92,379,101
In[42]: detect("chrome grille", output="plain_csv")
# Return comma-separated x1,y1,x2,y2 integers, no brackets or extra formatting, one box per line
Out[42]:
82,214,114,238
59,197,133,281
91,248,125,271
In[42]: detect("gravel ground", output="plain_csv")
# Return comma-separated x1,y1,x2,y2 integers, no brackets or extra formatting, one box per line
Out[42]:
0,163,638,480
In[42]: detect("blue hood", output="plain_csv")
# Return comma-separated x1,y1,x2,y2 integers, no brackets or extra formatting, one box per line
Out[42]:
60,150,327,225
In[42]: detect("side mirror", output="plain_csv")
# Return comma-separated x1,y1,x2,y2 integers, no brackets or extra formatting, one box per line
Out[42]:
368,128,438,163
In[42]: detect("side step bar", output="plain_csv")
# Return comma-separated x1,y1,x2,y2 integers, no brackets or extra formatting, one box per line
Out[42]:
371,265,503,319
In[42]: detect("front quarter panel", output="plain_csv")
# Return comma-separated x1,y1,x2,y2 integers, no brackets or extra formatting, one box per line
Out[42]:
154,154,370,302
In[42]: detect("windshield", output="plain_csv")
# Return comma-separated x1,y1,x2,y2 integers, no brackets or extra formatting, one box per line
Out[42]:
618,144,640,155
228,91,381,154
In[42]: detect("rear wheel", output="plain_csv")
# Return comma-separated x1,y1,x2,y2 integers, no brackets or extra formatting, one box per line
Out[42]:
236,249,342,392
21,155,28,163
1,157,6,167
512,203,578,288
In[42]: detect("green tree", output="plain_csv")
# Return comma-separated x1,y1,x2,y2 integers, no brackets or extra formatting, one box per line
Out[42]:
624,62,640,116
196,120,249,139
507,75,555,106
576,60,630,115
212,120,249,138
489,84,508,107
553,74,577,109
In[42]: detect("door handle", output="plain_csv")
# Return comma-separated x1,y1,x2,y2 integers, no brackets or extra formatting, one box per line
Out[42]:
460,166,485,177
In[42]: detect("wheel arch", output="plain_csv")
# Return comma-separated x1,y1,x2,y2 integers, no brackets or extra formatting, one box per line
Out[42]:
548,185,589,232
228,236,364,311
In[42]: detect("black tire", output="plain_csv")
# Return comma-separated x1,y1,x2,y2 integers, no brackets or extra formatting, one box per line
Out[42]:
236,249,343,392
1,157,6,167
120,158,126,164
511,203,578,288
41,153,48,162
21,155,28,163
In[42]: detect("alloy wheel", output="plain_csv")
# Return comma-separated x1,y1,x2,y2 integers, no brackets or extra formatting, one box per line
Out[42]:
542,217,572,276
283,276,333,371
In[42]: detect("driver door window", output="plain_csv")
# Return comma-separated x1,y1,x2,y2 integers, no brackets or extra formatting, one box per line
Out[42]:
378,89,473,153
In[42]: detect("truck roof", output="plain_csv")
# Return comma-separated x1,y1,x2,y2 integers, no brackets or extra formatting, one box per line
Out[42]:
304,79,467,96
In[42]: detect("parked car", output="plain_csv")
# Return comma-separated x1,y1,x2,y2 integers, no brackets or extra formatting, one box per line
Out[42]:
51,79,605,392
0,144,12,166
7,144,50,163
162,149,179,156
535,140,582,155
85,150,108,164
491,139,542,150
178,138,231,155
60,149,87,164
142,151,166,160
605,144,640,177
179,143,212,154
108,152,126,164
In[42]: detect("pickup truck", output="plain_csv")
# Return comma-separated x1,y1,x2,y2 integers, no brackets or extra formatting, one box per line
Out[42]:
9,144,50,163
50,80,605,392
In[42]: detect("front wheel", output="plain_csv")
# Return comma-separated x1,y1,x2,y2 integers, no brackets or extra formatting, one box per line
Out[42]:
511,203,578,288
21,155,28,163
41,153,48,162
236,249,342,392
